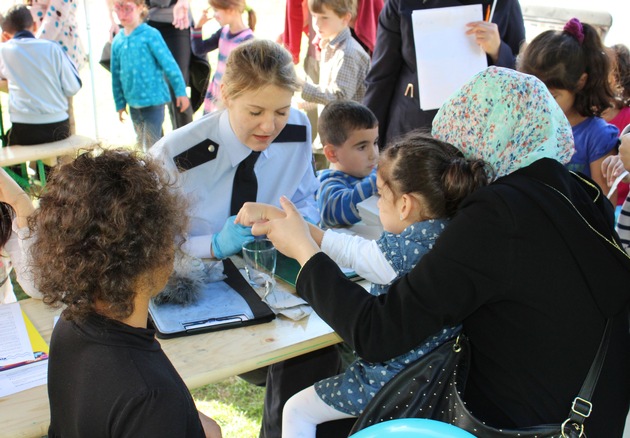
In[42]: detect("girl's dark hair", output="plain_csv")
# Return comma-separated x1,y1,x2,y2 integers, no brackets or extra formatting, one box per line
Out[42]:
609,44,630,109
518,20,614,117
0,202,15,249
379,132,493,219
28,149,187,321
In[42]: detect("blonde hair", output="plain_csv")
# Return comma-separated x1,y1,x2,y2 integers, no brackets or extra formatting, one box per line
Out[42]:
209,0,256,31
221,39,300,101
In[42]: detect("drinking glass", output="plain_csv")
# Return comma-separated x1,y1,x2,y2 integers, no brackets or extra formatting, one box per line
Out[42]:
242,239,277,298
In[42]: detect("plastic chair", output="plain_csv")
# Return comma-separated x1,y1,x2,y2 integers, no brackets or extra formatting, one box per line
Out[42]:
349,418,477,438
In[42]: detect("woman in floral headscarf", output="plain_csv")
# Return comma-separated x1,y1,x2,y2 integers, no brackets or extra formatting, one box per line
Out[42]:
239,67,630,436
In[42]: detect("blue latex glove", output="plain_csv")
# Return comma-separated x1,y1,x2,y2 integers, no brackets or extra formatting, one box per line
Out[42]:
212,215,254,259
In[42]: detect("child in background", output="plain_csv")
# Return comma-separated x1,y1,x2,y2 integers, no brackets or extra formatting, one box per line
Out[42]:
0,4,81,146
299,0,369,107
604,44,630,207
316,100,378,227
605,44,630,131
518,18,619,193
191,0,255,114
111,0,190,151
236,132,492,437
0,167,40,304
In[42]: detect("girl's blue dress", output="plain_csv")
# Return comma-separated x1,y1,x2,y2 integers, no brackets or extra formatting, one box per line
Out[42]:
314,219,461,415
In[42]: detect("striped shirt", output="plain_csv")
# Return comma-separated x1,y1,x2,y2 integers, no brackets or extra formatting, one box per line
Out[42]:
191,26,253,113
317,168,377,227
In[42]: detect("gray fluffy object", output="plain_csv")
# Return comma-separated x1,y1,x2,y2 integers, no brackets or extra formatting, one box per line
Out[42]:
153,253,226,306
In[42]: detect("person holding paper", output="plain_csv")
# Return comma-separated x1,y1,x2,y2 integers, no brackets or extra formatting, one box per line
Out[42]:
0,168,40,304
363,0,525,148
29,149,222,438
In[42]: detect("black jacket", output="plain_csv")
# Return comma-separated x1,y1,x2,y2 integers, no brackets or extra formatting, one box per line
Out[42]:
297,159,630,436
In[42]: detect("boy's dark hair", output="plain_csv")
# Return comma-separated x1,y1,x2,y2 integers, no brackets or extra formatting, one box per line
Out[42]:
318,100,378,146
518,21,614,117
1,5,33,35
379,132,493,219
308,0,354,18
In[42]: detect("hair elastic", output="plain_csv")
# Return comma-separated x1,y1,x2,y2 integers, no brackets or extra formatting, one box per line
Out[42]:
244,4,252,12
563,18,584,45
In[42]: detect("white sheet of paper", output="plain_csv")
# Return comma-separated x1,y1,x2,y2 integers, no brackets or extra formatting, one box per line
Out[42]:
0,303,34,367
0,360,48,398
607,170,629,199
412,4,488,110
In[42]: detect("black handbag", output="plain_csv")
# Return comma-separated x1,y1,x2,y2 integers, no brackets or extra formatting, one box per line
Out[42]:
350,320,612,437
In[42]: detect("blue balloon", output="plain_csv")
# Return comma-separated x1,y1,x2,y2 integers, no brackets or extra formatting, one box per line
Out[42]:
349,418,477,438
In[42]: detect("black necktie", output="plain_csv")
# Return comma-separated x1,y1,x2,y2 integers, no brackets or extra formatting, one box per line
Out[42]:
230,151,261,215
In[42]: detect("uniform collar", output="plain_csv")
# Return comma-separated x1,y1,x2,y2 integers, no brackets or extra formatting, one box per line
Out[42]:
13,30,35,40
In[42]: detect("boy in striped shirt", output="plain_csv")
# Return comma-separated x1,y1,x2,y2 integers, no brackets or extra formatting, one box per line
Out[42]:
316,100,379,227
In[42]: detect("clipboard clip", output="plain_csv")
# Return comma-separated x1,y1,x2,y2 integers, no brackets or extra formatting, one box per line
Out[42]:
183,314,249,331
404,83,414,98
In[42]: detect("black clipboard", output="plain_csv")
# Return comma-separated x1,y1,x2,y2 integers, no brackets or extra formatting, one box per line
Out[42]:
148,258,275,339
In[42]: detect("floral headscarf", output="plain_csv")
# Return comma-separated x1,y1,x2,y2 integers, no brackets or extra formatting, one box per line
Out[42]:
432,67,574,178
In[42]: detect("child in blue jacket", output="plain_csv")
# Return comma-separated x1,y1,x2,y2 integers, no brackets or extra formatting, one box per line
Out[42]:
111,0,189,151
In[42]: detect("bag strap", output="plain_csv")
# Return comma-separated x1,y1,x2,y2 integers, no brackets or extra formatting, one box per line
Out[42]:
561,319,612,437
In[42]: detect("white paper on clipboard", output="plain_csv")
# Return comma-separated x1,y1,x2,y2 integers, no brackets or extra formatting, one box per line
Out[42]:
412,4,488,111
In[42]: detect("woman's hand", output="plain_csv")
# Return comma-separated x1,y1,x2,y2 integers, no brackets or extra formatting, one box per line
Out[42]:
466,21,501,63
172,0,190,30
235,202,286,227
251,196,320,265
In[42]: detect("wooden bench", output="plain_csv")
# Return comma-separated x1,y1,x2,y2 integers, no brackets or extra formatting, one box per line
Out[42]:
0,134,100,188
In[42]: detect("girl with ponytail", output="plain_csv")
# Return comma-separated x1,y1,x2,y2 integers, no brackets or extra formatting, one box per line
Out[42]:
518,18,619,193
236,132,493,437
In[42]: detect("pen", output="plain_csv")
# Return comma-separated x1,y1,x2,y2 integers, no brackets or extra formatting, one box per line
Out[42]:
487,0,498,22
484,4,491,22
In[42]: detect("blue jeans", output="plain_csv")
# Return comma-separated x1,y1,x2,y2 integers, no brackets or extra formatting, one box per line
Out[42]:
129,105,164,151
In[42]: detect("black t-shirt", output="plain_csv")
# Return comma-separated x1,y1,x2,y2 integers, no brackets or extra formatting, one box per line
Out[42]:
47,312,204,438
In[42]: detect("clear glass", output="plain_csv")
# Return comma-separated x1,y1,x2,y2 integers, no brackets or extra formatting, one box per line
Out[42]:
242,239,277,298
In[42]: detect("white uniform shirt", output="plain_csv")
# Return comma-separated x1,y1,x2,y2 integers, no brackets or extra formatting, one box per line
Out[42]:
150,108,319,258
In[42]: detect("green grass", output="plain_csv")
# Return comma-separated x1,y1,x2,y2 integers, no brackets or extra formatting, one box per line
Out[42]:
192,377,265,438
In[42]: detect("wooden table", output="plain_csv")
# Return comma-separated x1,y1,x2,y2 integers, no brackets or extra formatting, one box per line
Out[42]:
0,293,344,438
0,135,99,168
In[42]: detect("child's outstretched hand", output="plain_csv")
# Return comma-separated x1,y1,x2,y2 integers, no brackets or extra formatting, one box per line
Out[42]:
176,96,190,113
118,108,127,123
235,202,286,227
251,196,320,266
196,8,212,28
